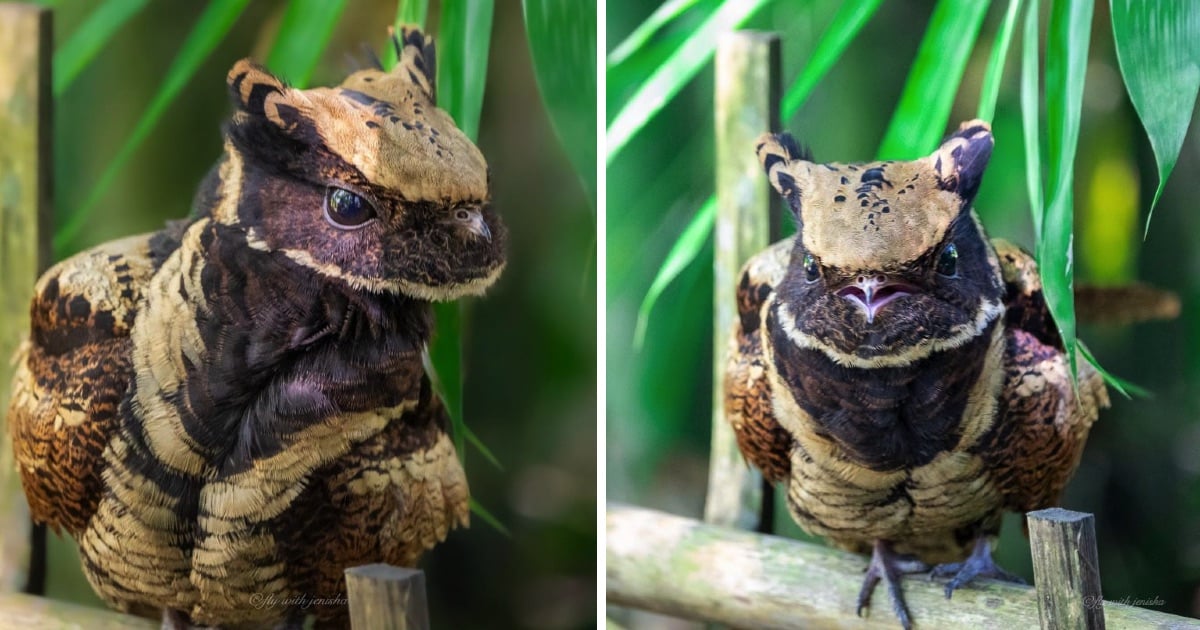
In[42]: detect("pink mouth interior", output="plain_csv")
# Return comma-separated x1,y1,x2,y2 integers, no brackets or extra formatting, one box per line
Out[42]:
836,284,915,322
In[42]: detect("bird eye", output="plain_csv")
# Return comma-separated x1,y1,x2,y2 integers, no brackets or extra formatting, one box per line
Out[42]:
455,209,472,221
324,187,376,229
803,253,820,283
936,242,958,277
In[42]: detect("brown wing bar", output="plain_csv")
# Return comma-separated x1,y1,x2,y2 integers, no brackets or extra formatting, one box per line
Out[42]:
724,238,795,484
7,234,156,535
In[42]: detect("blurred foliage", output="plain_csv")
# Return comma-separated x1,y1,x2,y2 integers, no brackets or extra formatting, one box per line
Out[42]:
607,0,1200,622
12,1,595,628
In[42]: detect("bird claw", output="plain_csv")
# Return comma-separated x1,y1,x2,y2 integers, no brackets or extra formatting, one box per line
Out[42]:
856,540,929,630
931,537,1026,599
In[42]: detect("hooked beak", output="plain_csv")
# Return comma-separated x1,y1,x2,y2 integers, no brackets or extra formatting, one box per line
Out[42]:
447,210,492,242
836,275,917,324
466,214,492,242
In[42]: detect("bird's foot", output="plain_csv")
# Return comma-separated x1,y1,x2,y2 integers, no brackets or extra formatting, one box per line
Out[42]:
856,540,929,630
930,536,1026,599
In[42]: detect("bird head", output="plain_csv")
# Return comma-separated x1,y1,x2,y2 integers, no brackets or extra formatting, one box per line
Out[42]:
757,120,1005,365
211,27,506,302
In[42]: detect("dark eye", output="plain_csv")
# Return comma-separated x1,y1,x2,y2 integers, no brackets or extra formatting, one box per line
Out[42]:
324,187,376,228
803,253,820,283
936,243,958,277
455,209,472,221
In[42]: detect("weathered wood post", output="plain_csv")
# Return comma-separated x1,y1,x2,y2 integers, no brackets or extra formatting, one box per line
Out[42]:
1028,508,1105,630
0,2,52,595
345,563,430,630
705,31,781,531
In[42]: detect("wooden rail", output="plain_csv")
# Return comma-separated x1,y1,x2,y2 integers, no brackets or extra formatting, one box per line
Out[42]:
607,504,1198,629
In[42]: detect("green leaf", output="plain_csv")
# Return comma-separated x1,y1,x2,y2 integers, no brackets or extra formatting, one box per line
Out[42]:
1078,342,1150,400
606,0,772,165
398,0,428,29
469,498,511,538
781,0,885,119
977,0,1023,122
53,0,150,97
429,302,464,458
54,0,251,255
635,197,715,348
524,0,597,202
1020,0,1043,241
877,0,991,159
438,0,495,140
431,2,494,471
265,0,347,88
1110,0,1200,237
464,423,503,471
607,0,705,67
382,0,429,71
1039,0,1094,382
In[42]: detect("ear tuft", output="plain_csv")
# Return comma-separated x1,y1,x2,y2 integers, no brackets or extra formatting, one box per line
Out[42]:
227,59,288,116
931,119,994,203
391,26,437,103
756,132,811,208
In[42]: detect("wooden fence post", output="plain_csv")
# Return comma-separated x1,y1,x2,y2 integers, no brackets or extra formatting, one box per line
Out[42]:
705,31,781,531
0,2,52,595
346,563,430,630
1028,508,1105,630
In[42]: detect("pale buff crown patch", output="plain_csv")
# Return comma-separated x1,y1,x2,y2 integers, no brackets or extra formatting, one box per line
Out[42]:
226,32,488,204
758,120,993,271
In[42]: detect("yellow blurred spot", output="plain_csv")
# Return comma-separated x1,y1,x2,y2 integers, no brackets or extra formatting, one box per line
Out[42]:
1081,157,1139,283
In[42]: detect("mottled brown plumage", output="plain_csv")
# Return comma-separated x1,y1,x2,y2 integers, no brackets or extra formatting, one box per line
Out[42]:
7,28,502,629
725,120,1125,629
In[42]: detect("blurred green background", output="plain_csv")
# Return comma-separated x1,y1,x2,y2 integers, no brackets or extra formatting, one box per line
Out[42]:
607,0,1200,624
2,1,596,628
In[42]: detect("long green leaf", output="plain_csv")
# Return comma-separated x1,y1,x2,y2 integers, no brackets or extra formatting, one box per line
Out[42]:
54,0,251,255
524,0,597,202
438,0,494,140
606,0,772,165
469,498,512,538
781,0,884,118
977,0,1023,122
1039,0,1093,382
382,0,430,70
1078,342,1149,400
635,0,882,337
1021,0,1042,240
464,423,503,471
877,0,991,159
635,198,715,348
53,0,150,97
432,1,493,475
1110,0,1200,237
607,0,705,67
265,0,347,88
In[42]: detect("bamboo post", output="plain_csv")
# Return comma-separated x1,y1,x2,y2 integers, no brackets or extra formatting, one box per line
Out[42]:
1028,508,1105,630
0,2,52,595
346,563,430,630
706,31,781,531
607,504,1195,629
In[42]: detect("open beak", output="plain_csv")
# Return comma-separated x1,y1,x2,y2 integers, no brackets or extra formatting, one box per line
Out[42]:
836,275,917,324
